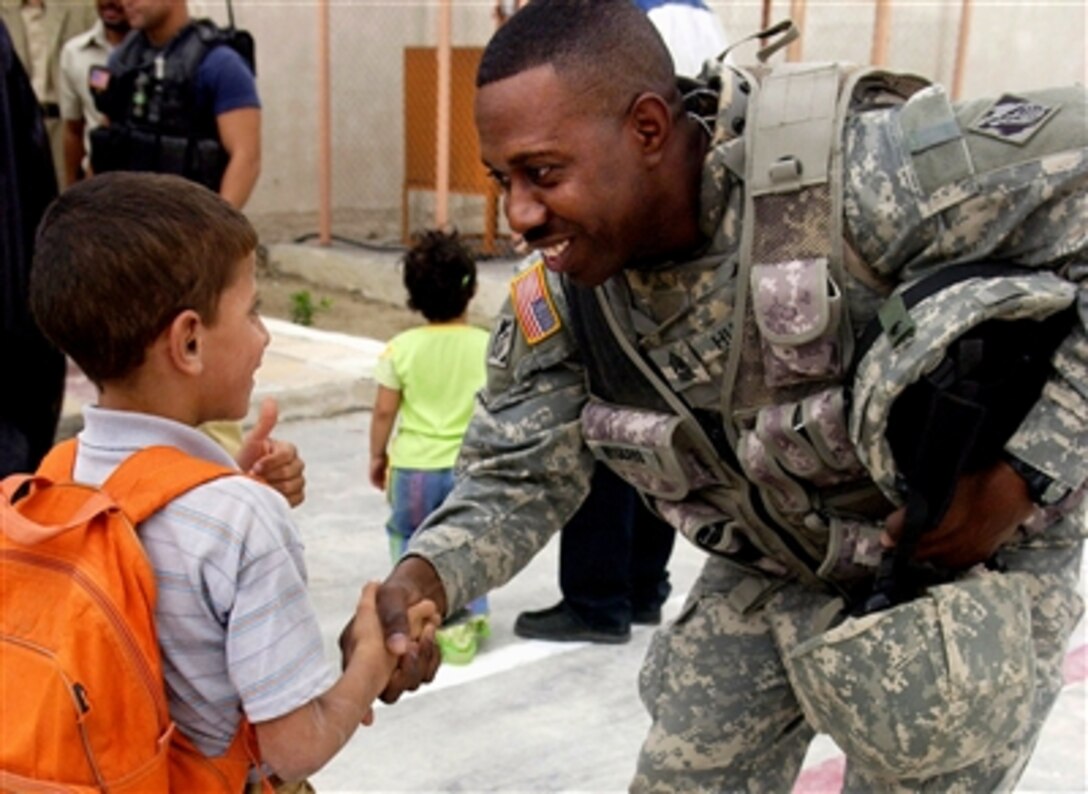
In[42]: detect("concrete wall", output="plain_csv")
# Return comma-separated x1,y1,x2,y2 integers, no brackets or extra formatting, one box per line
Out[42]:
194,1,1086,239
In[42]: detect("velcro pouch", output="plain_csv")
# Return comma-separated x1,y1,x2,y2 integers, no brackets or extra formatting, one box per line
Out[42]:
798,388,865,475
756,402,825,482
581,401,715,500
752,258,843,385
653,499,743,557
737,430,809,513
816,516,885,581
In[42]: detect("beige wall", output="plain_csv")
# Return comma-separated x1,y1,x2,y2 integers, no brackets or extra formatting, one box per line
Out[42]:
197,1,1086,238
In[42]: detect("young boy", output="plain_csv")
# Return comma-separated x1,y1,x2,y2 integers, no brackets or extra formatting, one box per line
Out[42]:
29,172,437,787
368,228,491,664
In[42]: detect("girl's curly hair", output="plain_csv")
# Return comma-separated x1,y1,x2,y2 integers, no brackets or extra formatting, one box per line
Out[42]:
402,228,477,322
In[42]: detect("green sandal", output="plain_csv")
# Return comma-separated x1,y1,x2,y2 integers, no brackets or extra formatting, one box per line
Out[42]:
436,621,478,665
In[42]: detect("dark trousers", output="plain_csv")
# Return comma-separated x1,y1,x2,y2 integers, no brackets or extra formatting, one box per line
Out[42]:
560,464,675,631
0,332,64,477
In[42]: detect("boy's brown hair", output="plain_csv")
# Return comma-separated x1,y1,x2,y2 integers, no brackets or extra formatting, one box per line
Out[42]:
30,172,258,386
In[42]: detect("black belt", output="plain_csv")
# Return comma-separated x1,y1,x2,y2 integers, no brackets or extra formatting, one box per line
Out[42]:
40,102,60,119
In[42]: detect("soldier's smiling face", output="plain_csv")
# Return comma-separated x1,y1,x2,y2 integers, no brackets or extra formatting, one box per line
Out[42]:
476,64,656,287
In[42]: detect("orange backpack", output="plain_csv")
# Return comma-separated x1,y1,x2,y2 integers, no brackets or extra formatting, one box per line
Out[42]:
0,440,266,793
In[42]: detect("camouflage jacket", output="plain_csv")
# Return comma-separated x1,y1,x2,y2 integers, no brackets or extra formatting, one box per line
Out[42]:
409,68,1088,613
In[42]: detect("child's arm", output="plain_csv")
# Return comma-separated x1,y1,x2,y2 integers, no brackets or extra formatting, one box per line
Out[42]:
252,582,438,782
368,385,401,490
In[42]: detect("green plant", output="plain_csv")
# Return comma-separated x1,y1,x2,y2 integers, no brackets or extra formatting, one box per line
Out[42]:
289,289,332,327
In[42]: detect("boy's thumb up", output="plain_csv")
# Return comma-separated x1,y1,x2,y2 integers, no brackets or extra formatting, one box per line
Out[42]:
236,397,278,472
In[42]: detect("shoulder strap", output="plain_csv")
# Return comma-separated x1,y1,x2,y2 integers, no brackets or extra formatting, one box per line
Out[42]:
1,443,234,545
719,63,929,436
191,17,256,75
165,22,216,80
37,437,78,479
102,445,236,525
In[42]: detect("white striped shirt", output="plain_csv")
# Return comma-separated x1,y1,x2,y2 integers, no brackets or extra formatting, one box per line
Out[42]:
74,406,337,756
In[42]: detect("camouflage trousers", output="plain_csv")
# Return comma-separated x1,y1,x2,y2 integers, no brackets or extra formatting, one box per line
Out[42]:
632,513,1085,794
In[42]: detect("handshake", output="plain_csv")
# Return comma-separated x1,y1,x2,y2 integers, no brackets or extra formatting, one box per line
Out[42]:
340,556,451,710
340,575,444,719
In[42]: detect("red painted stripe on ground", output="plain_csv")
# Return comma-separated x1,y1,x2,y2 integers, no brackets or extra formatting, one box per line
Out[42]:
1065,643,1087,686
793,755,845,793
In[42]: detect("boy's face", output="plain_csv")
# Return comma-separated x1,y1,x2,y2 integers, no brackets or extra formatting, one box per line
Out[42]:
198,251,269,422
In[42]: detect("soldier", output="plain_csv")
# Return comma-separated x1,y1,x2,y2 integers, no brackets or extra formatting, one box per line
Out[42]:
365,0,1087,790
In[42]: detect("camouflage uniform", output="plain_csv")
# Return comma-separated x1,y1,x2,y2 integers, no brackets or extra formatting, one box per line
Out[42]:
409,65,1087,791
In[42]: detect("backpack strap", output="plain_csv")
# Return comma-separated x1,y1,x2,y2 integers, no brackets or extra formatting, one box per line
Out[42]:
102,445,236,525
37,437,78,479
0,477,115,545
169,716,271,792
1,442,235,545
2,440,103,545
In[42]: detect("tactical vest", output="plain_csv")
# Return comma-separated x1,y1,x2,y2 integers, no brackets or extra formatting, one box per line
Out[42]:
90,20,253,191
566,61,1086,597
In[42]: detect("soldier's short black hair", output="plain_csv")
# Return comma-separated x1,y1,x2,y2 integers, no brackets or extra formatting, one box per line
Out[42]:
402,228,478,323
477,0,677,116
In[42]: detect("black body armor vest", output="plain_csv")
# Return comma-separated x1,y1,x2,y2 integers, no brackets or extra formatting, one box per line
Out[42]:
90,20,254,191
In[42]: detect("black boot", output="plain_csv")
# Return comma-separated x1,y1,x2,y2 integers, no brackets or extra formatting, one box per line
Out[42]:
513,601,630,644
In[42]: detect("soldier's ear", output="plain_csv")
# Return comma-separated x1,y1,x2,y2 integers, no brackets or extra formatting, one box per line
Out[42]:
627,92,671,163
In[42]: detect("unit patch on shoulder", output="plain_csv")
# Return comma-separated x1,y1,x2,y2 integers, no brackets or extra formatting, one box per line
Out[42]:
511,260,561,345
488,315,515,368
968,94,1058,145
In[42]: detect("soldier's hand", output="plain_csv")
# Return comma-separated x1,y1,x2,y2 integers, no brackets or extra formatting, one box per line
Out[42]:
883,460,1036,570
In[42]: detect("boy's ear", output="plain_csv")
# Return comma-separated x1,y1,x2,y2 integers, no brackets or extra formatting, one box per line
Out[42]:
165,309,205,375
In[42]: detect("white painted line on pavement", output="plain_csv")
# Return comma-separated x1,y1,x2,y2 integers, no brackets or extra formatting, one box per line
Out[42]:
375,592,690,707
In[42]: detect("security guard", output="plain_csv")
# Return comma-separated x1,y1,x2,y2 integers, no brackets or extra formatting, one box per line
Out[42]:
368,1,1087,790
91,0,259,209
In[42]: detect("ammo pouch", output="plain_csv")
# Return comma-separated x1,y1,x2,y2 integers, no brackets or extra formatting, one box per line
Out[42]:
581,400,762,562
736,386,866,514
581,400,715,501
752,257,845,386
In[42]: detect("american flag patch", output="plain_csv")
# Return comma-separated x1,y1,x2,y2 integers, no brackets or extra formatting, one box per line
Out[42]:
511,259,561,345
88,66,111,92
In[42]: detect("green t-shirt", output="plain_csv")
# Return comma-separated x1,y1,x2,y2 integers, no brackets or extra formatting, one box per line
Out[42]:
373,323,490,470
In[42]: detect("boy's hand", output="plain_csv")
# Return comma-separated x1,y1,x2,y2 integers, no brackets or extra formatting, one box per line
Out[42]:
407,599,441,640
237,398,306,507
345,582,396,675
